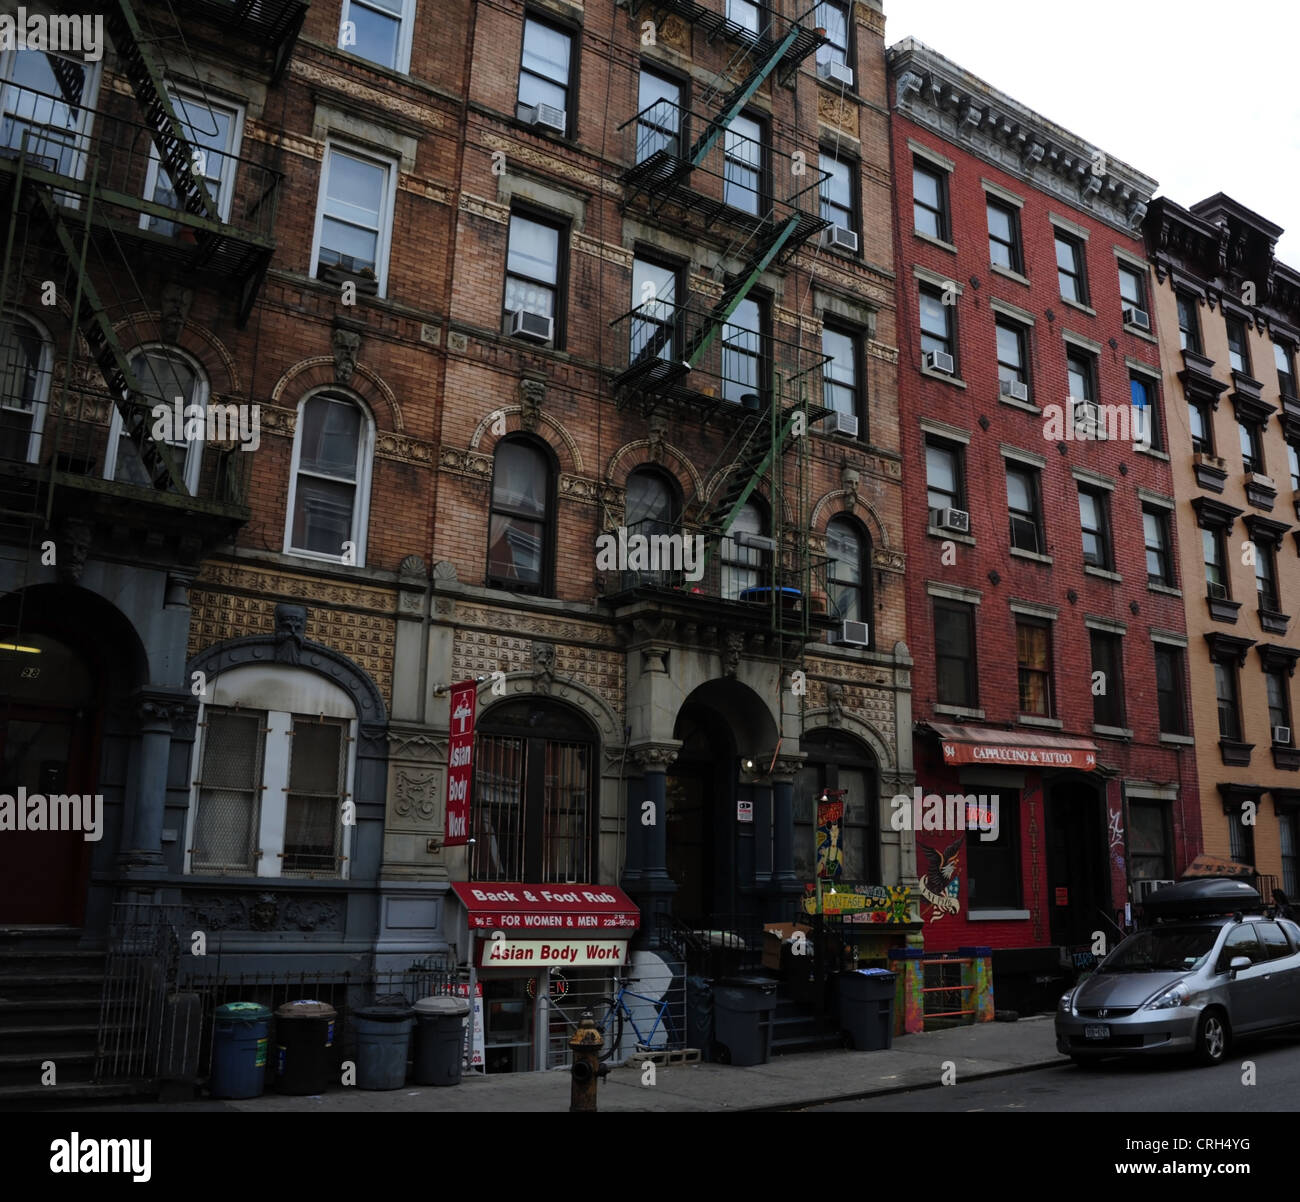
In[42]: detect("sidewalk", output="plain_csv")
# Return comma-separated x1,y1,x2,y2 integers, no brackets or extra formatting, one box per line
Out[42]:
91,1014,1063,1113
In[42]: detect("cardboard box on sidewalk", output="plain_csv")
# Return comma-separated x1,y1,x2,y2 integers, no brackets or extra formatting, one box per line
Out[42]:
762,922,813,971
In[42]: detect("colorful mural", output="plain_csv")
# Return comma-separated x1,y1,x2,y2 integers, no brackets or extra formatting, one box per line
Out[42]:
815,797,844,879
917,836,963,922
800,883,915,924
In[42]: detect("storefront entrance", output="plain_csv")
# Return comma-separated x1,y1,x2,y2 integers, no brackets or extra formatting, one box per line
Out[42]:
666,705,737,917
1045,777,1109,947
0,633,99,924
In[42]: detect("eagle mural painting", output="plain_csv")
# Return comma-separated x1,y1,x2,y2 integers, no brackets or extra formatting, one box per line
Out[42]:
917,836,964,922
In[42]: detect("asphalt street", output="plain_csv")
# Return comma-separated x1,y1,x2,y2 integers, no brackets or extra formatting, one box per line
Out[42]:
807,1030,1300,1111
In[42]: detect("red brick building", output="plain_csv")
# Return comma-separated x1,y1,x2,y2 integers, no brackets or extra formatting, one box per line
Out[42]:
887,39,1202,1010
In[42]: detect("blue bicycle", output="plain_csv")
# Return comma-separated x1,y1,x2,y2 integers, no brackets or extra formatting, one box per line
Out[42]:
596,978,676,1062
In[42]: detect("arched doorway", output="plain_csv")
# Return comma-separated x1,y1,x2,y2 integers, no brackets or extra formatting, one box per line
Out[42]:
0,585,144,924
664,679,779,918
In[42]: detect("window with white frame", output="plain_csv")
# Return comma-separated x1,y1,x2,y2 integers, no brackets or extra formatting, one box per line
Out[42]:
311,143,396,294
141,89,242,235
106,347,208,493
0,312,51,464
285,393,373,562
187,666,357,878
340,0,415,72
516,15,573,132
0,45,101,183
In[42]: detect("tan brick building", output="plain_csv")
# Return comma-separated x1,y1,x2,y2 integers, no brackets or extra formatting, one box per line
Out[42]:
1145,194,1300,901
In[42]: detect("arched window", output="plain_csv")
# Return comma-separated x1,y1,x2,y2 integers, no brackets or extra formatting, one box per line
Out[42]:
0,313,51,464
106,347,208,492
827,515,871,637
626,466,681,587
285,392,374,563
721,499,769,600
471,699,595,882
488,437,553,594
793,729,879,883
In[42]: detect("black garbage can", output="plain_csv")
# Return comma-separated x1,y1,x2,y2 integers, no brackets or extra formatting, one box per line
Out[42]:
712,976,777,1067
837,968,896,1051
685,976,714,1062
354,1003,415,1090
413,996,470,1085
273,999,337,1095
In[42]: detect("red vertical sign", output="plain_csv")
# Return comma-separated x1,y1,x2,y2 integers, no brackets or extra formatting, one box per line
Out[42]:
445,680,476,846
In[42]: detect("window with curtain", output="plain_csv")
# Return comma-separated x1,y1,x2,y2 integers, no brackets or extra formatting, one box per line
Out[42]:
488,438,551,593
826,516,867,629
625,467,680,587
1016,619,1053,717
1128,801,1172,880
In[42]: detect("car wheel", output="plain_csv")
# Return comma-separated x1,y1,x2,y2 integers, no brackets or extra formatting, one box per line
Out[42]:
1194,1009,1229,1065
1070,1055,1103,1070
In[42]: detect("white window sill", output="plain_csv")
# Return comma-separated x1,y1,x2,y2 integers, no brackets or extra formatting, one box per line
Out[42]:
1124,323,1158,344
1010,547,1053,565
999,394,1041,415
928,525,975,546
1093,724,1134,740
935,704,985,720
990,263,1031,288
1060,296,1097,317
1148,581,1182,597
919,365,967,388
914,230,958,254
1159,733,1195,746
1018,715,1063,729
1135,445,1171,462
1084,565,1122,583
968,909,1031,921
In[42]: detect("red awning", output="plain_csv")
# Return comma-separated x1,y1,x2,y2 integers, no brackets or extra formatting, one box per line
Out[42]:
928,723,1098,771
450,882,640,933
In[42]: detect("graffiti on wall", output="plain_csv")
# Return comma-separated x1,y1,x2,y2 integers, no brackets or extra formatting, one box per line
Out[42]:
1108,806,1125,873
800,882,915,923
917,836,964,922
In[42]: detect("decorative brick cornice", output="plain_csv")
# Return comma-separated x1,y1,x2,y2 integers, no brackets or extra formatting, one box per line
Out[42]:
888,38,1155,234
458,192,510,224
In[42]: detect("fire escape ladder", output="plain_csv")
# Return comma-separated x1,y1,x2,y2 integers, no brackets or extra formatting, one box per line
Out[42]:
101,0,221,227
27,183,186,495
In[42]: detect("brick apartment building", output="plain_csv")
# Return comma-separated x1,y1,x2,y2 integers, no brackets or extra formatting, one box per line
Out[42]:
887,39,1203,1011
0,0,920,1077
1143,194,1300,904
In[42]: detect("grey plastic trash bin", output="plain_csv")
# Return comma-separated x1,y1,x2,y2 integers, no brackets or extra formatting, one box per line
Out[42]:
838,968,896,1051
712,976,777,1067
353,1003,415,1090
413,996,470,1085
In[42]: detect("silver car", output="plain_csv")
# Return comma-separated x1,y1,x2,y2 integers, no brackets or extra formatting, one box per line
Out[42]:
1056,914,1300,1065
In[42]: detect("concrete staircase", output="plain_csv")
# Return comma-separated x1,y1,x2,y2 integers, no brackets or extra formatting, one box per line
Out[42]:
771,990,846,1057
0,927,150,1108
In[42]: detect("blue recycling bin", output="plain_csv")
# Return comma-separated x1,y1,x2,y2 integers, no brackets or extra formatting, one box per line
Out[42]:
209,1002,271,1099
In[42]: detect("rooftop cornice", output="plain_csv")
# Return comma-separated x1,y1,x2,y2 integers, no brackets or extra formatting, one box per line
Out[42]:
886,37,1156,235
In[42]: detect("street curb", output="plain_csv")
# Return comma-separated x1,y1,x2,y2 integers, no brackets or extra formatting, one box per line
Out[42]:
734,1055,1065,1112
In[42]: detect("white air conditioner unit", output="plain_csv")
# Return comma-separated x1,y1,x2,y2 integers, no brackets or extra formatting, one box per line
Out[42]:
831,619,870,647
1207,581,1228,600
1072,397,1105,439
734,531,776,553
509,309,554,342
937,507,970,534
818,59,855,87
824,411,858,437
821,224,859,253
530,103,567,134
1000,378,1029,403
1135,879,1176,903
1124,306,1151,331
924,350,955,376
1275,725,1293,746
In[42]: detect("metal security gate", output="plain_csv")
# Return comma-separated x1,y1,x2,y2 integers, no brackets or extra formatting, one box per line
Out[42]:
94,902,183,1083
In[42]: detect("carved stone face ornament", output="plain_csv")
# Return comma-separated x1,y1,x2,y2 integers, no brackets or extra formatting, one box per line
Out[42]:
332,327,361,386
274,603,308,665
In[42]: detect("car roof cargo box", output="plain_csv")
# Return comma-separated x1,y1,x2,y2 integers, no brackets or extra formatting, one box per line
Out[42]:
1143,878,1261,921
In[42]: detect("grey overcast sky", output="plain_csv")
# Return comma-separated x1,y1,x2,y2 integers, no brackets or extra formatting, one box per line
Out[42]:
883,0,1300,261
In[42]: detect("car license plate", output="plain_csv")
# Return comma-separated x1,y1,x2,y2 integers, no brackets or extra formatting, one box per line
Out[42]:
1084,1024,1110,1040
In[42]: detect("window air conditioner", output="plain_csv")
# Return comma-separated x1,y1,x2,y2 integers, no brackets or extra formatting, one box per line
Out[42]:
818,60,855,87
821,224,859,253
1124,306,1151,331
1000,378,1029,402
509,309,553,342
937,507,970,534
831,619,870,647
1275,725,1292,746
824,411,858,437
924,350,955,375
1207,581,1228,600
1135,879,1176,903
1073,397,1104,439
530,104,567,134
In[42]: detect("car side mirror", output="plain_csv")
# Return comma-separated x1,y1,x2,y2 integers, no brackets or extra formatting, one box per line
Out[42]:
1228,955,1252,977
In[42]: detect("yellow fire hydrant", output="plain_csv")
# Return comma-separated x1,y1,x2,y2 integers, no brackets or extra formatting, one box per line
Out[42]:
569,1008,609,1112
